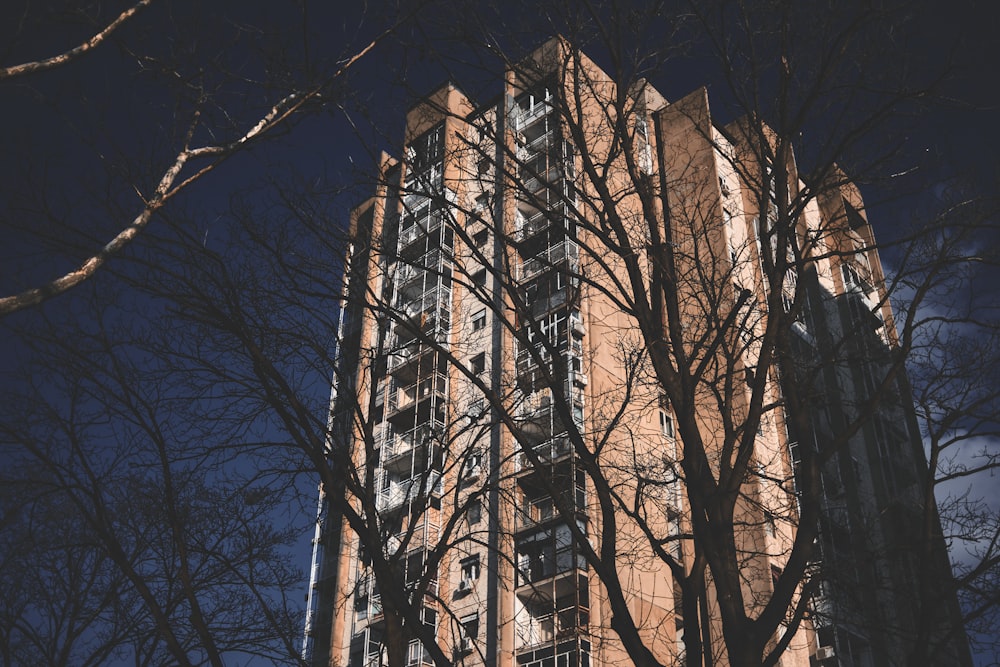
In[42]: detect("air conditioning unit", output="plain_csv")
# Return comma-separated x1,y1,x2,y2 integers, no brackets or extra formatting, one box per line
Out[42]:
465,465,482,482
457,637,473,653
457,578,472,594
573,372,588,387
814,646,836,661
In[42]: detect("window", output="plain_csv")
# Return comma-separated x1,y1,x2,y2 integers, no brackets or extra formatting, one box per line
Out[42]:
472,268,487,286
408,640,432,666
719,175,731,197
471,309,486,332
666,512,683,560
460,555,481,583
467,499,482,525
470,353,486,375
466,398,485,420
660,410,675,439
464,451,483,479
473,229,488,247
723,208,738,265
458,613,479,653
474,192,491,213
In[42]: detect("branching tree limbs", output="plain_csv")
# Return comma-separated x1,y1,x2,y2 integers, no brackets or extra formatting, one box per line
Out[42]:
0,1,415,319
0,1,153,80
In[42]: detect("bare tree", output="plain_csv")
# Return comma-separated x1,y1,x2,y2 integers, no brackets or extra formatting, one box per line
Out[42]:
0,0,408,317
0,295,305,665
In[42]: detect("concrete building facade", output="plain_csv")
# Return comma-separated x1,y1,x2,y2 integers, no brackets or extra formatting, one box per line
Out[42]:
303,39,969,667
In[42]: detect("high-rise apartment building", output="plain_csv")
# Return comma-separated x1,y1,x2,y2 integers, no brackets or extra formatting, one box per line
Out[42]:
303,39,969,667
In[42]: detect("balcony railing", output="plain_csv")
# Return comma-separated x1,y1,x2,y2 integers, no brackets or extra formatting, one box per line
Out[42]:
515,207,555,241
385,523,441,554
520,240,579,281
398,210,444,250
515,435,573,472
397,285,452,322
513,100,552,131
387,373,447,415
392,313,450,348
515,488,585,531
381,423,436,461
515,605,590,650
521,167,564,196
376,472,443,512
394,250,448,287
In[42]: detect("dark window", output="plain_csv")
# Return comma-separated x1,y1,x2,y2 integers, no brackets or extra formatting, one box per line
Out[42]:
471,353,486,375
472,309,487,331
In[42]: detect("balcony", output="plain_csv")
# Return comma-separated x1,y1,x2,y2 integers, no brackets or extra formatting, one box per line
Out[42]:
397,285,452,324
515,207,556,242
521,166,564,197
391,313,450,351
398,208,446,252
386,373,447,416
386,340,432,373
385,523,441,555
394,261,422,287
515,493,585,533
515,439,573,473
395,249,449,288
520,240,579,281
515,603,590,652
381,424,436,462
372,422,393,449
513,99,552,132
528,285,579,318
515,638,591,667
376,471,442,512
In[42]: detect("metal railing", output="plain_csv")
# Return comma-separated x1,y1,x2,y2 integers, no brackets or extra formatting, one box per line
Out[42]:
386,373,447,415
520,239,579,280
376,471,443,512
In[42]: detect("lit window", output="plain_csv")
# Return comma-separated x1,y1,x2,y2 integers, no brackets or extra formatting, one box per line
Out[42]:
472,309,487,331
